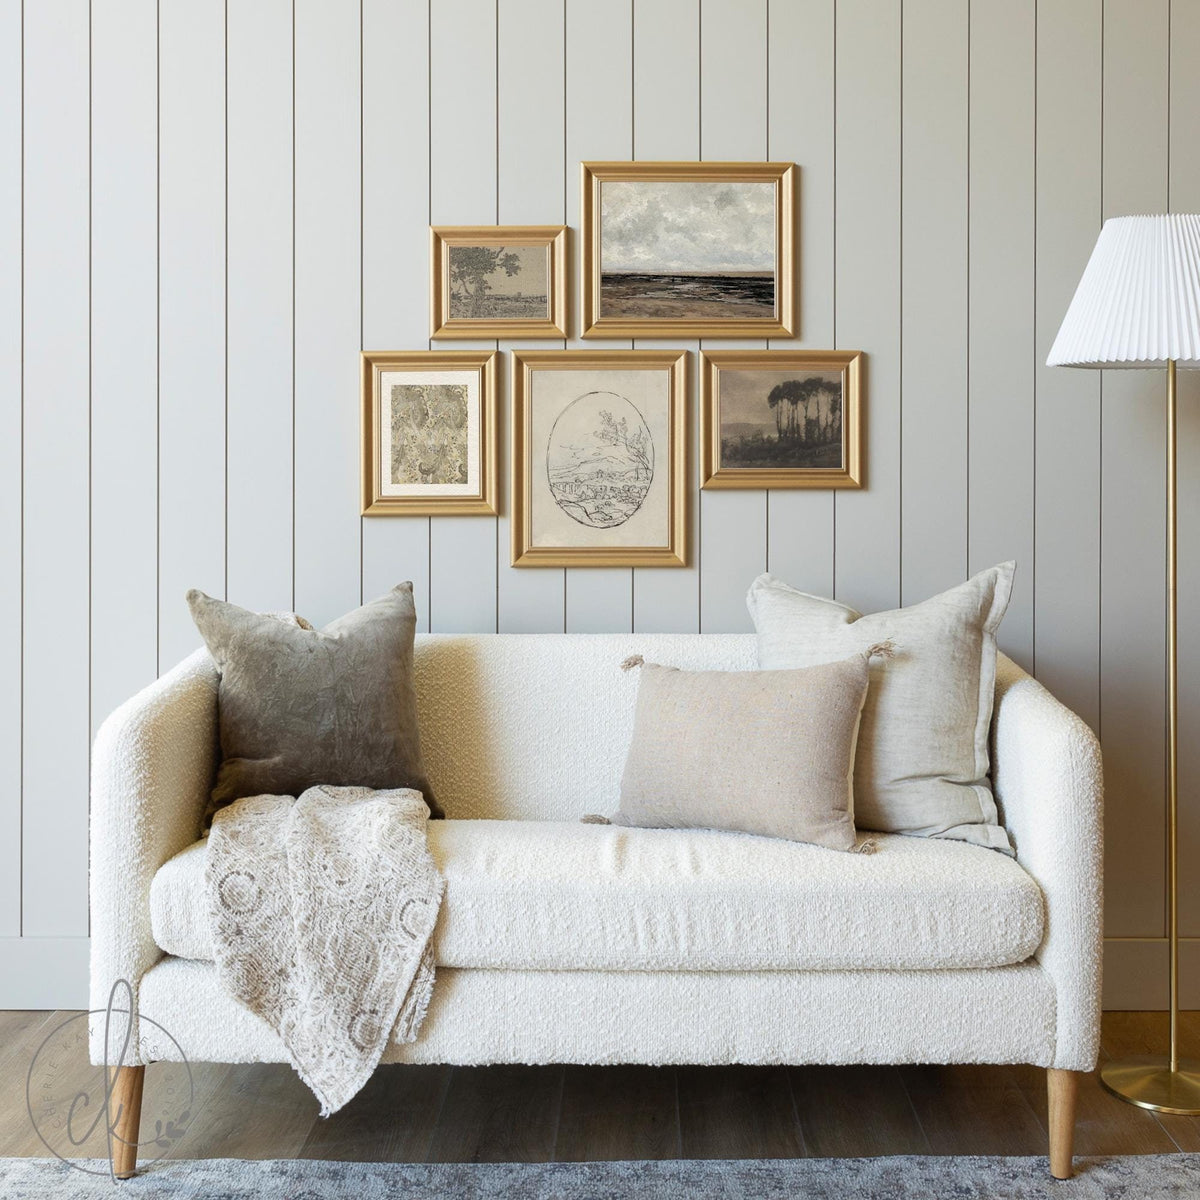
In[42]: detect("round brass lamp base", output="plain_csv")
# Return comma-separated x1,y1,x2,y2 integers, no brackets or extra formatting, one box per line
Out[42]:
1100,1056,1200,1114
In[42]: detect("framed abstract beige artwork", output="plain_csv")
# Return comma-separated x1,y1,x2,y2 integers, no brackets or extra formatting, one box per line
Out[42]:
510,349,689,566
361,350,498,516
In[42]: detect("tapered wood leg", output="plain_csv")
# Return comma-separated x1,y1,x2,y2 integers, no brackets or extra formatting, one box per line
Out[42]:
1047,1068,1080,1179
108,1064,145,1180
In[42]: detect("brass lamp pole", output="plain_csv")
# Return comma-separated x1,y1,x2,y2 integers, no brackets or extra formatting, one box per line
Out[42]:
1048,215,1200,1114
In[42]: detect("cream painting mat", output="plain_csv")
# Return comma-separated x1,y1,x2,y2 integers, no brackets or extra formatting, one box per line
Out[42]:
379,368,480,497
529,367,671,549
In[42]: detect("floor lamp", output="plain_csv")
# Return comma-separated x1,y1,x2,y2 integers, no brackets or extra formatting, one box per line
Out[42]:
1048,213,1200,1114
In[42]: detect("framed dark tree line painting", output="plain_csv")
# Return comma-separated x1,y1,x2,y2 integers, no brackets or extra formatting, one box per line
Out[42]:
700,350,863,490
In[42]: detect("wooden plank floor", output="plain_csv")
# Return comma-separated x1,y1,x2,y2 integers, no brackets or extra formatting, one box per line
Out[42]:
2,1010,1199,1162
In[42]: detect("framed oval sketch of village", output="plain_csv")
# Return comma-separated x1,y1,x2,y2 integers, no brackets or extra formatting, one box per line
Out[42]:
700,350,863,490
581,161,795,339
430,225,568,339
511,349,689,566
361,349,498,515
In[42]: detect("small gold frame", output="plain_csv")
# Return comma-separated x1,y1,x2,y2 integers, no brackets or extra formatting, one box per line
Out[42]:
511,349,690,567
581,161,796,339
361,349,499,516
430,225,568,339
700,349,864,490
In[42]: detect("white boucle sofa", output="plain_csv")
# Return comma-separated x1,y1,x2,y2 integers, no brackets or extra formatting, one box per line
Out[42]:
90,634,1103,1179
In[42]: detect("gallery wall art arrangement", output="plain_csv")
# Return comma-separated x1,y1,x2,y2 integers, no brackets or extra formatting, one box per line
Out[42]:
370,160,848,565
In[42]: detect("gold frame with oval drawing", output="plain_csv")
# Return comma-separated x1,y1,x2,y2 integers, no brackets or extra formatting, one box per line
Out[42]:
511,349,690,566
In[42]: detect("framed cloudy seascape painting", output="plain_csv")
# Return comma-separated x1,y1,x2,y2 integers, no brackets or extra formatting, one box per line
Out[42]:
430,225,568,338
700,350,863,489
581,161,795,338
361,350,498,515
510,349,689,566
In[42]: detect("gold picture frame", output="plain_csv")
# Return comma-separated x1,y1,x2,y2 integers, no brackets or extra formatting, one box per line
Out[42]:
430,225,568,339
581,161,796,338
362,349,499,515
511,349,690,567
700,350,864,490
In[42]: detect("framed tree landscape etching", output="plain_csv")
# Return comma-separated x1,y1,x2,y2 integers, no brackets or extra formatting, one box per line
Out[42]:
430,225,568,338
700,350,863,489
361,350,498,515
511,350,689,566
581,161,795,338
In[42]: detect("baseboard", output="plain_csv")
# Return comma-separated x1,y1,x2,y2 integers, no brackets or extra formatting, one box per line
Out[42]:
0,934,1190,1013
1103,938,1200,1009
0,936,90,1009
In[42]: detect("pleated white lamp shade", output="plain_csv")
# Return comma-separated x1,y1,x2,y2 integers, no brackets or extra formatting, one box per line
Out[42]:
1047,213,1200,369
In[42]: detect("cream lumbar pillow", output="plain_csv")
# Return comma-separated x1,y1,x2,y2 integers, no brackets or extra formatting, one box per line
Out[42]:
611,652,878,852
747,563,1015,851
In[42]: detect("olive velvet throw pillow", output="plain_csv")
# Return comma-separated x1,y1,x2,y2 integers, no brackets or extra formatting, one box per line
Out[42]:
747,563,1015,851
187,583,439,821
611,653,876,852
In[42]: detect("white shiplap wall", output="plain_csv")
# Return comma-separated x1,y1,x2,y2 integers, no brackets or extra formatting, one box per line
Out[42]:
2,0,1198,1008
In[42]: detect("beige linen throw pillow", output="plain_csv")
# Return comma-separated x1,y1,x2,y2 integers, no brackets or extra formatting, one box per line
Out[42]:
747,563,1015,851
612,653,877,852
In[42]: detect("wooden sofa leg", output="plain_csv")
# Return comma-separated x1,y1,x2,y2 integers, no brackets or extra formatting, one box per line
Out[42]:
1047,1068,1080,1180
108,1064,145,1180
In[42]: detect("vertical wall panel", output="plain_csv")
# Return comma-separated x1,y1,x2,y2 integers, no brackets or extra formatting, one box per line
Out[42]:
698,0,767,633
900,0,968,606
428,0,498,632
1100,0,1170,937
227,0,294,614
631,0,701,633
158,0,225,666
91,0,158,732
0,0,21,935
765,0,835,597
833,0,901,614
496,0,565,633
564,0,634,633
1172,0,1200,937
1034,0,1101,734
361,0,431,626
293,0,361,627
22,0,91,936
968,0,1035,669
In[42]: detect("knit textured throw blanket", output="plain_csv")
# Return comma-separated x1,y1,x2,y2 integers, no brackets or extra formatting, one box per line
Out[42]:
205,785,444,1115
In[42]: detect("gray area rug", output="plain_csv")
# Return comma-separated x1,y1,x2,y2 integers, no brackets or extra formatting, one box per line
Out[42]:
3,1155,1200,1199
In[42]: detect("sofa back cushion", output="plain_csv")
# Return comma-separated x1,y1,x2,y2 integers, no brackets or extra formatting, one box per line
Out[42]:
748,564,1015,851
412,634,756,820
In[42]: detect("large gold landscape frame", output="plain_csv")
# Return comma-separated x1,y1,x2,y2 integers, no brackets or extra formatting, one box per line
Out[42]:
511,349,689,567
581,161,796,339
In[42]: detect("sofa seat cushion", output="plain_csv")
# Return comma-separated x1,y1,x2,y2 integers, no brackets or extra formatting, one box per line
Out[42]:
151,820,1043,971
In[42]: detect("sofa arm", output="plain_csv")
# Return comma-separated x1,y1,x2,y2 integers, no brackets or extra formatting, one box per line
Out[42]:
89,648,219,1061
992,653,1104,1072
